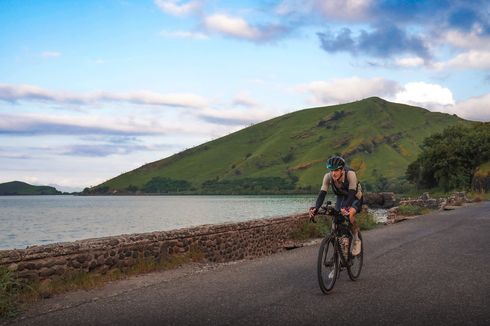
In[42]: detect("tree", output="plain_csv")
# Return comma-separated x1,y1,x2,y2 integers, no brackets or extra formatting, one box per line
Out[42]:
406,123,490,191
142,177,191,193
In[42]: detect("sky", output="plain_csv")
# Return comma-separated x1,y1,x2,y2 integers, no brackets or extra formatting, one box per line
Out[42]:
1,0,489,192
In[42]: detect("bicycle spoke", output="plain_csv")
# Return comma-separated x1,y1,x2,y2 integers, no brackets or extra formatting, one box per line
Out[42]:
317,235,338,293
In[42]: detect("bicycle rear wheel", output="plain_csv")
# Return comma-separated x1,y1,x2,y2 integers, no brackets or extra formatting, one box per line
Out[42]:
347,231,363,281
317,235,338,293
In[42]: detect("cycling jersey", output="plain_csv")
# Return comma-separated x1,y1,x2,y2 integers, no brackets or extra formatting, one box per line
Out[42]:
320,168,363,200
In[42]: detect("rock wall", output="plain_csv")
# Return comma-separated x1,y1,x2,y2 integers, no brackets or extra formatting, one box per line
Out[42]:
386,192,471,224
363,192,397,208
398,192,469,209
397,192,446,209
0,213,310,283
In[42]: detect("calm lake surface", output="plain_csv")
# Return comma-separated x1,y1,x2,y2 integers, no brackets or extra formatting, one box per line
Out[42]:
0,195,387,250
0,195,317,250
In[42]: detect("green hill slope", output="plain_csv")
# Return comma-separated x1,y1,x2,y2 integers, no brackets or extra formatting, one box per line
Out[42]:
88,97,473,194
0,181,61,195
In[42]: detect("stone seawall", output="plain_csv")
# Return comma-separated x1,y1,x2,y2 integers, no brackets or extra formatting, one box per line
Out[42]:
0,213,310,283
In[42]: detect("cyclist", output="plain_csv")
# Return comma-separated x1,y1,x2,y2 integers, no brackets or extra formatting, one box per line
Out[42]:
309,156,363,255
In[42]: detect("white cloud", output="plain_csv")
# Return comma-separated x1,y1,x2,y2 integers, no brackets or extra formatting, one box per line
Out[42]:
394,82,455,108
276,0,372,20
298,76,401,105
304,78,455,111
0,113,163,135
436,50,490,70
0,112,218,136
433,29,490,70
391,82,489,121
97,90,208,108
198,107,274,126
154,0,200,16
296,77,490,121
443,30,490,51
203,13,261,40
275,0,313,16
314,0,372,21
202,13,287,42
232,92,258,108
0,83,208,109
159,30,208,40
452,93,490,121
395,56,425,68
41,51,61,58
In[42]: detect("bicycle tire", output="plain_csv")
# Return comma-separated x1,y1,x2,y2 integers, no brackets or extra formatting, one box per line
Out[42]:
317,235,338,293
347,231,363,281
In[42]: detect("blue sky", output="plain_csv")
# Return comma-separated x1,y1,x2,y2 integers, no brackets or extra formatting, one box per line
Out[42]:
1,0,489,191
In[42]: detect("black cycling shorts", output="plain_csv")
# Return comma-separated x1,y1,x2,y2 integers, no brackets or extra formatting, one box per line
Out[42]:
335,195,363,213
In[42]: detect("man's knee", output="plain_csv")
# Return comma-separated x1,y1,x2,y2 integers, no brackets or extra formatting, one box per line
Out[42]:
349,207,357,218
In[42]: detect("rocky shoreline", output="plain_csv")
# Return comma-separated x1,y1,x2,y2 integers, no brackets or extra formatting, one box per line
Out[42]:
386,192,470,224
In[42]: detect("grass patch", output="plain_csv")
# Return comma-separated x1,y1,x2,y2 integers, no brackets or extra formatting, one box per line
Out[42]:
0,267,21,319
290,218,331,240
467,191,490,202
5,246,205,318
356,211,379,231
290,211,379,241
398,205,432,216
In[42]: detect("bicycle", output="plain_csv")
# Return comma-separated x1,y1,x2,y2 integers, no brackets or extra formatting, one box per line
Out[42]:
312,201,363,294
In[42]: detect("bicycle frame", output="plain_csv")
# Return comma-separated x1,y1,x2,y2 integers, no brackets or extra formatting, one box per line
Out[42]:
316,201,363,293
320,204,354,266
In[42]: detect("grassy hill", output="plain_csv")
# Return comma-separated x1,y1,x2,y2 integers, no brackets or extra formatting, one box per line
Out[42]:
0,181,62,195
88,97,473,194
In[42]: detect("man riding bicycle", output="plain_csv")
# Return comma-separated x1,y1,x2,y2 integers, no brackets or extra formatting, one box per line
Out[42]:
309,156,363,256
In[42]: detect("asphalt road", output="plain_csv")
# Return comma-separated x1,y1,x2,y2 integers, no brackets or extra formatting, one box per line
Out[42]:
6,202,490,326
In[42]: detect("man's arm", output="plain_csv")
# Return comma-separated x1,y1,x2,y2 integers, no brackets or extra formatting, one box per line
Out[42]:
345,171,358,207
309,174,330,217
315,190,327,211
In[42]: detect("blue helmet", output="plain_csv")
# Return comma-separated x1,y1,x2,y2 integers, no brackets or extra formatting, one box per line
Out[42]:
326,156,345,170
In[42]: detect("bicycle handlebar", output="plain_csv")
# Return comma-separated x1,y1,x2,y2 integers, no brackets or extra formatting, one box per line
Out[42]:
310,201,351,225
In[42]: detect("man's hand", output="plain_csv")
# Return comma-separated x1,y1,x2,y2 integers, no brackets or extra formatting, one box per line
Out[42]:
341,207,350,216
308,207,318,218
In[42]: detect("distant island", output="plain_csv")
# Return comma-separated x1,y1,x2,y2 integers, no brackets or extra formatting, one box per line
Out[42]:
0,181,62,195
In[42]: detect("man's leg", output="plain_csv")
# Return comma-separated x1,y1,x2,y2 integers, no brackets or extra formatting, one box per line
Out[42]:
349,204,362,256
348,208,359,236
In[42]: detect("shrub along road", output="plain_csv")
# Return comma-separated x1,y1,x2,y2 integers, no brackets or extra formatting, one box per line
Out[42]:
6,202,490,326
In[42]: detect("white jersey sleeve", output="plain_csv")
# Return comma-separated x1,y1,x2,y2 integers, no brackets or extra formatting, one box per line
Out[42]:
320,173,331,192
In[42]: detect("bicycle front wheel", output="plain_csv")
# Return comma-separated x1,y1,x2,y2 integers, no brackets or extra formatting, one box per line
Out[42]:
347,231,363,281
317,235,338,294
